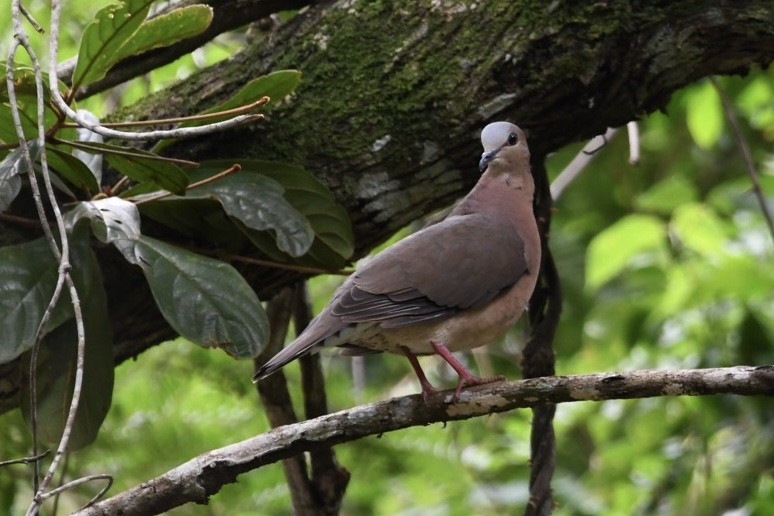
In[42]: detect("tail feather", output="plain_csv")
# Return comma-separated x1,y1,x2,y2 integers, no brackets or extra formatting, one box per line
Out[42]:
251,312,341,382
252,340,315,382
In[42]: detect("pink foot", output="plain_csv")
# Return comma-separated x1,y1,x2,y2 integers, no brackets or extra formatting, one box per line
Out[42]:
431,341,505,401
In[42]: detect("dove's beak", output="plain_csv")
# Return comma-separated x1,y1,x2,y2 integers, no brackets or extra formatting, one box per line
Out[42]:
479,149,499,172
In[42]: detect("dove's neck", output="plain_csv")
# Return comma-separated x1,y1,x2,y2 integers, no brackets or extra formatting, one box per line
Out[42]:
454,164,535,217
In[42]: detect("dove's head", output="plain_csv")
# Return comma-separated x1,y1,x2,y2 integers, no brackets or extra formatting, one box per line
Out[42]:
478,122,530,174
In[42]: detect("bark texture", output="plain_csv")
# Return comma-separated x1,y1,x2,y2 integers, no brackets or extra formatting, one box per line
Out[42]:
1,0,773,413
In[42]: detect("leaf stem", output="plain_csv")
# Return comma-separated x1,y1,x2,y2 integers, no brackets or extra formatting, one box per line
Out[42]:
131,163,242,205
60,97,270,128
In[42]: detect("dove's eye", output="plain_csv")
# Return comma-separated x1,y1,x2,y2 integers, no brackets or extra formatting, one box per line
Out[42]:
507,132,519,146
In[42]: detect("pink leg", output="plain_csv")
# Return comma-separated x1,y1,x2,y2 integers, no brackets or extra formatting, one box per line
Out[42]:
401,346,439,401
431,341,504,400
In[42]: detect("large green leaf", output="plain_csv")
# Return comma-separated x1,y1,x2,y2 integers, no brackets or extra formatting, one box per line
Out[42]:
670,203,729,256
0,146,26,211
20,228,114,450
185,169,314,257
74,142,190,194
204,160,354,268
138,197,251,251
585,214,668,291
180,70,301,128
72,0,155,88
0,67,45,143
116,4,213,58
0,67,78,144
134,236,268,358
258,161,354,266
46,144,101,193
0,98,37,146
0,239,76,364
152,70,301,153
634,175,699,215
685,80,724,149
56,140,190,195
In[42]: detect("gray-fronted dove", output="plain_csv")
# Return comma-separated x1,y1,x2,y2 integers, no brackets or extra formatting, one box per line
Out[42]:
253,121,541,400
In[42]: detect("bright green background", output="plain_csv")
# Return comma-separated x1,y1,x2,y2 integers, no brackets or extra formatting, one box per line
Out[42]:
1,1,773,514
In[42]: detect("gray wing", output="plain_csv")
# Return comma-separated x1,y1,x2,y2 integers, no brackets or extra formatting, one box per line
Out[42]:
332,213,528,328
253,212,528,381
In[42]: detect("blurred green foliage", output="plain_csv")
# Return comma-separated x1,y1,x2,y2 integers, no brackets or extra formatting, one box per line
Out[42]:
1,1,773,515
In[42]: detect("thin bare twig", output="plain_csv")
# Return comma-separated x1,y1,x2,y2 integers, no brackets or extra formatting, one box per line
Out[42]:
7,1,88,514
38,474,113,509
54,138,200,167
0,451,50,468
0,212,42,228
711,76,774,243
19,3,44,33
60,97,269,128
25,0,92,507
130,164,241,205
550,127,618,201
163,241,354,277
7,2,63,497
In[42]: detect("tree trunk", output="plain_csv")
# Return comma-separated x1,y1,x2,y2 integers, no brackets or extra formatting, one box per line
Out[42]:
1,0,772,414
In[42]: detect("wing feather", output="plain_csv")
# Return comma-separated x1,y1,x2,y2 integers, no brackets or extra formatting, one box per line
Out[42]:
330,213,528,328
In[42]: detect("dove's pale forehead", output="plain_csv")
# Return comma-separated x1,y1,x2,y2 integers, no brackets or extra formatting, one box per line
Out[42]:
480,121,518,151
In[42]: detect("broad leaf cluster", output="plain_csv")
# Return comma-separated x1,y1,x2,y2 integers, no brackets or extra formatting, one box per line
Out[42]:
0,0,353,449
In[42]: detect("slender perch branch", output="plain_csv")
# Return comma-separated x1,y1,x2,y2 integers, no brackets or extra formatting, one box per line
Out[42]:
78,365,774,516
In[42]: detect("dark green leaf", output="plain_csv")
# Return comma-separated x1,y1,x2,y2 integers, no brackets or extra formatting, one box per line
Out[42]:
116,5,213,58
0,67,77,145
0,96,38,145
0,146,26,211
74,142,190,194
0,239,69,364
72,0,155,88
210,160,354,268
21,228,114,450
185,169,314,256
151,69,301,153
138,197,247,250
135,236,268,357
180,70,301,128
46,144,100,192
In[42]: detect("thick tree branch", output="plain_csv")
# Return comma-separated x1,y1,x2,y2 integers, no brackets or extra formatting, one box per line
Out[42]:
77,365,774,516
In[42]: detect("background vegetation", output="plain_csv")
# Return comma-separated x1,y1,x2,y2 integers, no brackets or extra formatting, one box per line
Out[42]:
1,1,773,514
